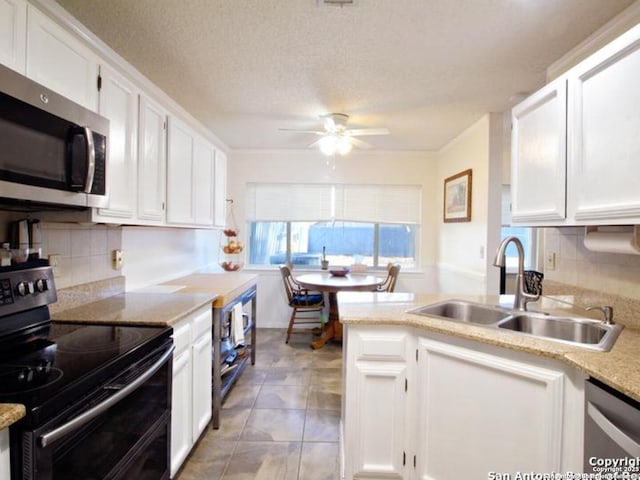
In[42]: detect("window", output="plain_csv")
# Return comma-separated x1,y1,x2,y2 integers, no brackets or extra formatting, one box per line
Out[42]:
246,183,420,269
501,186,537,272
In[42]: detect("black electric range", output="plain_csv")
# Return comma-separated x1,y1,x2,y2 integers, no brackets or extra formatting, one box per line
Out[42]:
0,261,174,480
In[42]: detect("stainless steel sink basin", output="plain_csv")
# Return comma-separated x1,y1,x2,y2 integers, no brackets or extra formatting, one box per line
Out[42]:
497,312,622,351
409,300,622,351
409,300,510,325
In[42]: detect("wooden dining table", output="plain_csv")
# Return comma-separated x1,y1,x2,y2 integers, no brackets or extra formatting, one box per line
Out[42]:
296,272,384,349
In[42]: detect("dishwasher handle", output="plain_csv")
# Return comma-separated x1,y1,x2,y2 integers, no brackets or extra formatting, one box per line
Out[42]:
587,402,640,457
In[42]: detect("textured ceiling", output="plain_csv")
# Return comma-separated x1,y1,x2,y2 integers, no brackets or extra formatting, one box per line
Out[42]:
55,0,634,152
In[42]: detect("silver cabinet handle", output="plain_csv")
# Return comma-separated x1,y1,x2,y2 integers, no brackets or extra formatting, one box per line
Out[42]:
40,344,174,448
587,402,640,456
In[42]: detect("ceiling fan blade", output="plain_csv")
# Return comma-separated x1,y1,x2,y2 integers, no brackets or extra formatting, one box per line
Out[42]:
349,137,372,149
345,128,390,136
279,128,325,135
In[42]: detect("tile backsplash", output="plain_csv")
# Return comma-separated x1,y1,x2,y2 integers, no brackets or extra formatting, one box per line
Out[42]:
543,227,640,301
42,222,123,289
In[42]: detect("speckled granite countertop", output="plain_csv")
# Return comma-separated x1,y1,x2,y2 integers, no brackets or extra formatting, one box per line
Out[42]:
338,292,640,403
0,404,25,430
51,292,216,326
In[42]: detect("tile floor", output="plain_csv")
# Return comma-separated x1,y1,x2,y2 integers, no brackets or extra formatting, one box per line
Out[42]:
175,328,343,480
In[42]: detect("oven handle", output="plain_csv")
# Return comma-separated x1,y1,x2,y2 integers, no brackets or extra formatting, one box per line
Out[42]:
39,344,174,448
587,402,640,456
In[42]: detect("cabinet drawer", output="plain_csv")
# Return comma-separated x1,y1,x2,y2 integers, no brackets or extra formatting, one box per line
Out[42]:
172,321,191,356
191,307,212,340
351,327,409,362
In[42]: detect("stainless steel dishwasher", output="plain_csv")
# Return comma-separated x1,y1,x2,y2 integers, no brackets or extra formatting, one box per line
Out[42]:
584,378,640,475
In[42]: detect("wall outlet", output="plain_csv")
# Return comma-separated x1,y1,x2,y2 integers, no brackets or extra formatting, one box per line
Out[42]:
479,245,485,260
546,251,556,271
112,249,124,270
48,254,62,277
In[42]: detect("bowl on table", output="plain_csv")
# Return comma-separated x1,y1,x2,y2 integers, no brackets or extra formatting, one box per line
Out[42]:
329,266,350,277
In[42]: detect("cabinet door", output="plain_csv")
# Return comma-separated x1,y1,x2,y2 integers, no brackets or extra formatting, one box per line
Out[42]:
343,326,410,480
0,428,9,480
415,337,564,479
568,25,640,224
170,347,192,478
26,5,98,110
214,149,227,227
167,117,195,225
96,64,138,220
0,0,26,74
511,79,567,225
192,329,212,439
138,95,167,223
193,136,215,226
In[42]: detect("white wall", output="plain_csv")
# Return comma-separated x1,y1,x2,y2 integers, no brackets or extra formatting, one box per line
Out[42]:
122,226,221,291
228,148,441,327
435,113,504,295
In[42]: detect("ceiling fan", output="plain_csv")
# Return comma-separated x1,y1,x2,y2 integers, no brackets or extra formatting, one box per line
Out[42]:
279,113,390,156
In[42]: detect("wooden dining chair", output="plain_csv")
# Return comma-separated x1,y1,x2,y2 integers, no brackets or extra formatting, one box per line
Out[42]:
279,265,325,343
377,263,401,292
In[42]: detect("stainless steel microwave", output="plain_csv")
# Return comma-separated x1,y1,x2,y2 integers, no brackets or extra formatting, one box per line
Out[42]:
0,63,108,209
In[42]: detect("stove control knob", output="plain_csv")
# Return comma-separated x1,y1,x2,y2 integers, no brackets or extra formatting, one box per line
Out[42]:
35,278,48,293
16,281,31,296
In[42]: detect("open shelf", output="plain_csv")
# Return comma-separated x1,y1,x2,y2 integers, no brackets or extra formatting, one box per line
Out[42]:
211,285,257,429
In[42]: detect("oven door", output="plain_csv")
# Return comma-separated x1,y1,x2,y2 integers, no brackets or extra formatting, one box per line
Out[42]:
16,340,173,480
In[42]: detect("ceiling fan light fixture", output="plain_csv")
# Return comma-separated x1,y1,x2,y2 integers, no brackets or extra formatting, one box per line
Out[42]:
319,134,352,156
337,135,352,155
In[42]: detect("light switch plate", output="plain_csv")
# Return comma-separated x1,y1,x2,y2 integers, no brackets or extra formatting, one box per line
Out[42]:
546,251,556,271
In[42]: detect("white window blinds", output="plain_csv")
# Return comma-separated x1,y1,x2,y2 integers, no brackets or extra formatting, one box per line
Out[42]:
340,184,421,224
246,183,421,224
246,184,335,221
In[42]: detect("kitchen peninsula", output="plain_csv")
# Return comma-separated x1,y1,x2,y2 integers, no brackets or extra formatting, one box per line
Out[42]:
337,291,640,479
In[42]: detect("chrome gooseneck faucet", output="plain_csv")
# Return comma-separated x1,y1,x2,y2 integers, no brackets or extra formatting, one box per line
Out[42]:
493,236,540,311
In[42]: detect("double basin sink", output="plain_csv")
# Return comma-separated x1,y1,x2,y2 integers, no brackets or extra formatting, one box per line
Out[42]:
409,300,622,351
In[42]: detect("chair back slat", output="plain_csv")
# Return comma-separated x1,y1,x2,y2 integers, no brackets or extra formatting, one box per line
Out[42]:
377,263,401,292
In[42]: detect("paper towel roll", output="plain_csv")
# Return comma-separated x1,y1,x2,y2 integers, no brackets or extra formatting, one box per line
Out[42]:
583,231,640,255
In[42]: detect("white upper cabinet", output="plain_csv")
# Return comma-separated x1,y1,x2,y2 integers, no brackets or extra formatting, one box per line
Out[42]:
567,23,640,224
26,5,99,111
167,116,196,225
95,64,139,221
512,23,640,226
0,0,26,74
193,137,215,226
167,116,217,227
511,79,567,225
214,149,227,227
137,95,167,224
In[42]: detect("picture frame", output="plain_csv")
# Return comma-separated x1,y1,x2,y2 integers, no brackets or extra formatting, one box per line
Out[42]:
443,169,472,222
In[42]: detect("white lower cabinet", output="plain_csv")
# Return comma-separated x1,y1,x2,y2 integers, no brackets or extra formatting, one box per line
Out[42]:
0,428,9,480
343,327,411,479
170,305,212,478
343,326,585,480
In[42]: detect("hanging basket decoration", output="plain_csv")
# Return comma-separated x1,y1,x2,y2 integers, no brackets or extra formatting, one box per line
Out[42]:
220,199,244,271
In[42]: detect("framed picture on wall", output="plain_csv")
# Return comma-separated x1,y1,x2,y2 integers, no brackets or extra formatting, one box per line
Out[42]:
443,169,472,222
